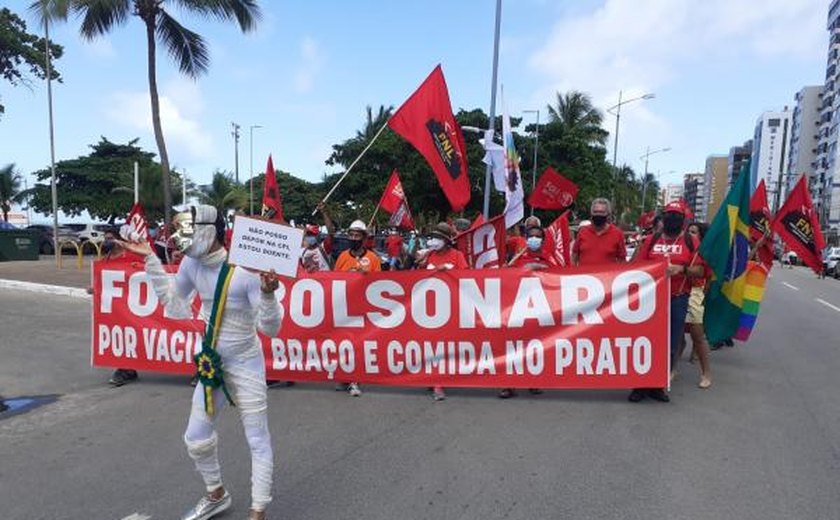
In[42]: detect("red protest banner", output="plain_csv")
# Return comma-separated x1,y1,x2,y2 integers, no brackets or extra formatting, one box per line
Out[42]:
527,167,578,210
378,170,414,229
454,214,507,269
772,175,825,274
92,260,670,389
749,180,774,270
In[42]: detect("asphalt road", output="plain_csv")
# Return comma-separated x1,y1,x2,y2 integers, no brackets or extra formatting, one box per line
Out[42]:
1,265,839,520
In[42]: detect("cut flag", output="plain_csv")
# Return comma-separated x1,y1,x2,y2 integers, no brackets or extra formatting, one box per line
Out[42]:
500,92,525,228
733,261,769,342
528,167,578,210
544,211,572,267
749,179,775,270
261,155,284,222
454,214,506,269
378,170,414,229
772,174,825,275
388,65,471,211
699,160,753,345
120,202,149,242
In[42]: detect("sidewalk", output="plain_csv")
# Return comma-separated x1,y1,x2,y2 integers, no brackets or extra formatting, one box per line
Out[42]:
0,256,92,289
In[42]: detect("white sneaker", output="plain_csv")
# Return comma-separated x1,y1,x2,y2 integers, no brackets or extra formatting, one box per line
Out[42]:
348,382,362,397
181,490,231,520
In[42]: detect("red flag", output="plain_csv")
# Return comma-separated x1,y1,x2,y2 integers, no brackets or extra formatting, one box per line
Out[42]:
545,211,571,267
388,65,470,211
527,167,578,210
261,155,284,222
454,214,506,269
638,210,656,230
750,180,775,270
122,202,149,242
378,170,414,229
772,175,825,274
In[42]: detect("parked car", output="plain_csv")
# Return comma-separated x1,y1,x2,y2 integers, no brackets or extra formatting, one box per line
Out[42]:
25,224,81,254
64,223,111,244
0,222,17,230
823,246,840,277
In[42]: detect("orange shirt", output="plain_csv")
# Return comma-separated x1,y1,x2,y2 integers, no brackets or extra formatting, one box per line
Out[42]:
334,249,381,272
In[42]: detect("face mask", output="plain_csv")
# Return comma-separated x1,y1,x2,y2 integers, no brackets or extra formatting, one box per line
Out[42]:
663,214,684,235
526,237,543,251
305,236,318,248
427,237,445,251
102,239,115,255
349,239,363,251
172,209,217,258
592,215,608,227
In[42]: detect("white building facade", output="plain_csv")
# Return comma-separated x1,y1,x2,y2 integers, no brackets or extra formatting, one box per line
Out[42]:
815,0,840,229
787,86,822,197
750,109,792,211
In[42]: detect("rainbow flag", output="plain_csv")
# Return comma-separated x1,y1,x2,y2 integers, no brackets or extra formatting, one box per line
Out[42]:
733,261,768,341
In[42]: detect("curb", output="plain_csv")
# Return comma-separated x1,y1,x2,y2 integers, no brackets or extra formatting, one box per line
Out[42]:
0,278,90,299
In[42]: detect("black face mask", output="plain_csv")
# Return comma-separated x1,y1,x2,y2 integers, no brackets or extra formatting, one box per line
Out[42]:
102,239,115,254
349,239,363,251
663,214,684,235
592,215,608,227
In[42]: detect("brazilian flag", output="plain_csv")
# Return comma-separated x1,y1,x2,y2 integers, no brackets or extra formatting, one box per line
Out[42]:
699,160,752,344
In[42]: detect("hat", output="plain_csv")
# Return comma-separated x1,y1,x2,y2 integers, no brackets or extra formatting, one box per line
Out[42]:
348,220,368,234
429,222,455,241
305,224,320,236
664,200,687,215
524,215,542,228
453,218,471,232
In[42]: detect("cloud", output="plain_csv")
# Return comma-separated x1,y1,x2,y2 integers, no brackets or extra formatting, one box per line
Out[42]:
293,37,325,94
104,79,213,160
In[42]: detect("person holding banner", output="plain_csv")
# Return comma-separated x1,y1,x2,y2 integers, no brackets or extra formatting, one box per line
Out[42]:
629,201,703,403
508,225,557,270
334,220,381,397
122,205,281,520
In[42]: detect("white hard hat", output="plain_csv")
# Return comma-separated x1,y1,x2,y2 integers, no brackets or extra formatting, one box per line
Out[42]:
348,220,368,234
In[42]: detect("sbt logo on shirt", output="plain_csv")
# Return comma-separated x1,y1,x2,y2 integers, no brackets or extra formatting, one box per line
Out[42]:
652,243,683,255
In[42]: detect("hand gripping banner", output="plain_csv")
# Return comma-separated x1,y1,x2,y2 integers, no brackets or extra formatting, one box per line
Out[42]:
92,260,670,389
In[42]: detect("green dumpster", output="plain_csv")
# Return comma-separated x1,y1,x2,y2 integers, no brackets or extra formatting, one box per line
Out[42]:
0,230,40,261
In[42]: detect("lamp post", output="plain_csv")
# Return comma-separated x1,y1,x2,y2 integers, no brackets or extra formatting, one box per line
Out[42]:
231,122,241,183
249,124,262,215
639,146,671,211
44,17,59,265
522,109,540,216
482,0,503,219
606,92,655,202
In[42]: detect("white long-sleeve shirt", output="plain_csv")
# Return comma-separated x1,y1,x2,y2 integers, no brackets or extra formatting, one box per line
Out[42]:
145,253,281,360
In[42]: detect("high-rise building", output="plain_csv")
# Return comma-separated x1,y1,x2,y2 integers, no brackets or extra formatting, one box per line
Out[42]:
814,0,840,229
683,173,705,221
728,140,753,185
659,183,684,207
786,86,823,200
751,109,792,211
704,155,729,222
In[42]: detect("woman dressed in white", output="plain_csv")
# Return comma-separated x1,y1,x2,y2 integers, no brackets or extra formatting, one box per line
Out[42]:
124,205,280,520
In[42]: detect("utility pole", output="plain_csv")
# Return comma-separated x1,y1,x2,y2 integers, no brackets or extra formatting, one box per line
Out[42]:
231,122,241,183
482,0,502,219
44,17,59,264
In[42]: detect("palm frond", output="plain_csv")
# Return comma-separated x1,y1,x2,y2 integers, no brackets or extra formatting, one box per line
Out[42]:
156,9,209,78
74,0,131,39
172,0,261,31
28,0,71,25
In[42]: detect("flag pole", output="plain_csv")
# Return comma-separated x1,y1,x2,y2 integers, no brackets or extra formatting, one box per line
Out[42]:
313,122,389,216
368,201,382,229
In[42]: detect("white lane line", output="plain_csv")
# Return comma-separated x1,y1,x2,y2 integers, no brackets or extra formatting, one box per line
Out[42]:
782,282,800,291
816,298,840,313
0,279,89,299
119,514,152,520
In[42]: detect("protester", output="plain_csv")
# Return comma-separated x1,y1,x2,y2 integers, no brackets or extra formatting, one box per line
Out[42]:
420,222,468,401
506,225,526,262
122,205,281,520
628,201,704,403
334,220,381,397
679,222,712,389
385,229,404,270
572,198,626,266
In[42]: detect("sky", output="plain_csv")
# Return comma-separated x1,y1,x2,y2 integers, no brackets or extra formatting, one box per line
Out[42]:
0,0,831,223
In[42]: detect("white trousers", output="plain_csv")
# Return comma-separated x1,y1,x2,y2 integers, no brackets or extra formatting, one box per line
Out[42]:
183,348,273,511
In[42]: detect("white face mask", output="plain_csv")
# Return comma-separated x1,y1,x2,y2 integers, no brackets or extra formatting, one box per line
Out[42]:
526,236,543,251
427,237,445,251
172,206,218,258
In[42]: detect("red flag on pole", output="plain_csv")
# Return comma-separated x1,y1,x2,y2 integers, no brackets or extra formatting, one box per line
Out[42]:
527,167,578,210
750,180,775,270
261,155,284,222
544,211,572,267
454,214,506,269
772,175,825,274
388,65,470,211
378,170,414,229
121,202,149,242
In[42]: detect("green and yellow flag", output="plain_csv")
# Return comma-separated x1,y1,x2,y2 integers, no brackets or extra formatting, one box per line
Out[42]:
699,161,753,344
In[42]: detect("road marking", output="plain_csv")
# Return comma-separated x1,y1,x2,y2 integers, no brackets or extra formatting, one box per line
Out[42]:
0,279,89,299
120,514,152,520
816,298,840,313
782,282,799,291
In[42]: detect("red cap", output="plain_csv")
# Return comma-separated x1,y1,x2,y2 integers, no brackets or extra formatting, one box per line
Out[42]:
305,224,320,236
663,200,686,215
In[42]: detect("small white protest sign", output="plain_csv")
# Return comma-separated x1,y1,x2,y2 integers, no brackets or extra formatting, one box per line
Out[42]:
228,216,303,277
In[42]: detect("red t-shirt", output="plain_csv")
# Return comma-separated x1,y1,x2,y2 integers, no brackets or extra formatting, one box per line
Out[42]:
506,236,526,257
386,234,403,257
637,233,699,295
510,250,557,270
425,248,468,270
573,224,627,265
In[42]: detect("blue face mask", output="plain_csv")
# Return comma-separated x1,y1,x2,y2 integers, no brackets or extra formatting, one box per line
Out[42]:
526,237,543,251
305,236,318,247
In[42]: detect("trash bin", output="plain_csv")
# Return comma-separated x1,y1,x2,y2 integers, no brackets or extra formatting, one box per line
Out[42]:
0,230,40,261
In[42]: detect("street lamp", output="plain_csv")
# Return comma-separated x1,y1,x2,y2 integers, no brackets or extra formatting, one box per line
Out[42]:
249,124,262,215
231,122,241,183
639,146,671,211
607,91,655,201
523,109,540,216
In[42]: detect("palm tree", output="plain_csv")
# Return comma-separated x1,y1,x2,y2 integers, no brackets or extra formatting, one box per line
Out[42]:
357,105,394,140
37,0,261,226
200,171,247,211
0,163,23,222
546,91,608,146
